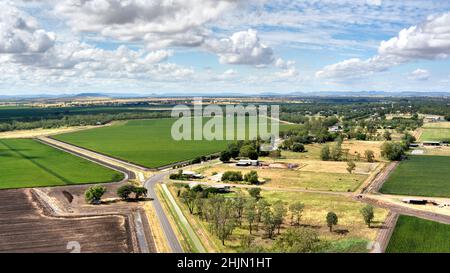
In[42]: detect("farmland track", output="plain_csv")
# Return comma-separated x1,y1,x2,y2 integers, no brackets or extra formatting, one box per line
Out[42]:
371,212,398,253
361,161,399,194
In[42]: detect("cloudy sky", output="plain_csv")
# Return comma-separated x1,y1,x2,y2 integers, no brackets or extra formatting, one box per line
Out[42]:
1,0,450,95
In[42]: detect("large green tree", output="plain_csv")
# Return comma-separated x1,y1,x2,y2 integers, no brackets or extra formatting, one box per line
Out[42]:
326,211,338,232
85,185,107,204
360,205,375,228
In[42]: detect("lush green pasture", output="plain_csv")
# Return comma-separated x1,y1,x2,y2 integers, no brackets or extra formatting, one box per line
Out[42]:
54,118,294,168
380,155,450,197
420,128,450,141
386,215,450,253
0,139,123,189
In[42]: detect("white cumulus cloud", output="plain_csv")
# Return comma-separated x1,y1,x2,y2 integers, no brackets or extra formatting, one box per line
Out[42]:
55,0,243,49
316,11,450,81
409,68,430,81
0,3,55,53
206,29,275,66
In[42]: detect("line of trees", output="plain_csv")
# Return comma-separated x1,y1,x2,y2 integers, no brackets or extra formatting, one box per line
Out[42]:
84,183,148,204
0,111,170,132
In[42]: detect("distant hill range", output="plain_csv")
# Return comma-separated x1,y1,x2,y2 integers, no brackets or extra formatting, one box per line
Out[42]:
1,91,450,100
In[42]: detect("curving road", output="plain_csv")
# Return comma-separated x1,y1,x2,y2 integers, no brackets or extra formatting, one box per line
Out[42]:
144,171,183,253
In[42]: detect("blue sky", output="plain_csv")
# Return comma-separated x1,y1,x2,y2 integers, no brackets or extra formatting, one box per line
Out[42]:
1,0,450,95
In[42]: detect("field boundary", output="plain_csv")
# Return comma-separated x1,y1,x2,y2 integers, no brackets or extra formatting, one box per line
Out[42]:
47,135,222,171
372,211,398,253
36,137,132,181
46,136,151,171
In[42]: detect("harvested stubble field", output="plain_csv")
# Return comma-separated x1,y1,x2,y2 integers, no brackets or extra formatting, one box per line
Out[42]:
0,138,123,189
0,189,133,253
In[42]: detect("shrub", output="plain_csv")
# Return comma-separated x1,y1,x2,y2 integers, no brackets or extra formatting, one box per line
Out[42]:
219,151,232,162
320,145,330,161
221,171,243,182
244,171,259,184
292,143,305,152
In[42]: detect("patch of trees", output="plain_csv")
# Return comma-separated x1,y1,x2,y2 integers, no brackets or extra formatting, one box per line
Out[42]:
169,170,190,180
381,142,406,161
320,139,343,161
380,134,414,161
117,184,148,201
221,170,259,184
220,140,267,162
0,111,170,132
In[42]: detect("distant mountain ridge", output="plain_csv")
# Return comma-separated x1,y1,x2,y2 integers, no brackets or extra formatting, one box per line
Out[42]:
1,91,450,100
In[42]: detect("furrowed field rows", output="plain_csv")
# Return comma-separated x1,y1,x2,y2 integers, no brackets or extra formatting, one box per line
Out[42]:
53,118,296,169
0,138,123,189
380,155,450,197
386,215,450,253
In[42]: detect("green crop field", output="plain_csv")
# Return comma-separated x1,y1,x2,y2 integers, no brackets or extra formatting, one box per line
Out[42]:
380,155,450,197
54,118,295,169
386,215,450,253
420,128,450,141
0,139,123,189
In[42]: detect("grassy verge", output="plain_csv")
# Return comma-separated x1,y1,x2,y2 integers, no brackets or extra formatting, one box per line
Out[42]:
157,184,202,253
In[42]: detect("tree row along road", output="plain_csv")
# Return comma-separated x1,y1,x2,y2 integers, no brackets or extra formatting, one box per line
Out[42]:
37,136,183,253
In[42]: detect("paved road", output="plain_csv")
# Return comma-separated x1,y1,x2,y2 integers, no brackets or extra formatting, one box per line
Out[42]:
144,171,183,253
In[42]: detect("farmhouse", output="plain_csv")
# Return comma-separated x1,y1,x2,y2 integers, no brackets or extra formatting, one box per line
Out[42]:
328,125,342,133
422,141,441,146
424,115,444,123
211,184,231,192
236,159,259,166
182,171,203,179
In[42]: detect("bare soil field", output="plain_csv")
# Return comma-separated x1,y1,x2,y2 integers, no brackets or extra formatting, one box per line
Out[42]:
0,189,135,253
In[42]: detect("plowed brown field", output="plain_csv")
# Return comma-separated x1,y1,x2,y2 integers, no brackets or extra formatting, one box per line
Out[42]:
0,189,133,253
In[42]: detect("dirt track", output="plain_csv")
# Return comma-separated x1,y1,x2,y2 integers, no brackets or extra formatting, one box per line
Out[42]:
361,161,399,194
0,189,135,253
